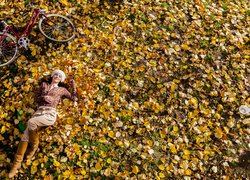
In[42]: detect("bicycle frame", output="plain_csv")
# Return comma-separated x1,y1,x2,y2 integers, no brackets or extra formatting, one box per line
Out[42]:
1,8,46,40
0,5,75,67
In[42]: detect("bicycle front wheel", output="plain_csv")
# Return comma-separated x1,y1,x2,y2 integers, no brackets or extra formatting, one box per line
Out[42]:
0,33,18,67
39,14,75,42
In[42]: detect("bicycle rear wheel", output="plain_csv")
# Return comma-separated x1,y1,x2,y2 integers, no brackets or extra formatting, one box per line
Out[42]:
39,14,75,42
0,33,18,67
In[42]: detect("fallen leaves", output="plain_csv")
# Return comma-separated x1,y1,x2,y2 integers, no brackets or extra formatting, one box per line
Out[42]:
132,165,139,174
0,0,249,179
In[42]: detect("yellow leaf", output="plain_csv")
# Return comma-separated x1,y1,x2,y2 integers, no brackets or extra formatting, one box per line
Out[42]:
80,169,86,175
31,165,37,174
182,154,190,160
214,113,221,119
95,161,102,171
115,140,123,146
32,160,39,166
52,51,57,56
1,126,6,134
183,65,188,69
132,165,139,174
108,131,115,138
227,119,235,128
31,48,36,56
174,45,180,51
63,170,71,178
189,97,198,108
126,38,133,42
107,158,112,164
154,43,159,48
93,68,102,73
170,82,177,92
185,169,192,175
59,0,69,6
217,104,224,111
0,154,6,161
173,126,178,132
166,164,174,172
183,150,191,155
196,136,202,144
124,140,130,148
132,102,139,109
158,164,165,171
169,144,177,154
214,128,223,139
149,60,157,66
147,139,153,146
124,75,131,80
160,158,165,163
160,131,166,138
144,121,150,127
181,43,189,50
30,31,36,37
41,169,46,177
53,160,60,167
171,33,176,38
159,172,165,178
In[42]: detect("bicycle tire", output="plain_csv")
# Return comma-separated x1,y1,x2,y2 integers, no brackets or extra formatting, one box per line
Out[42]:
38,14,75,42
0,33,18,67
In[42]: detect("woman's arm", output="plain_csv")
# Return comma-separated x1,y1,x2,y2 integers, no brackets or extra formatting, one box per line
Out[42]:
69,79,77,97
62,80,78,101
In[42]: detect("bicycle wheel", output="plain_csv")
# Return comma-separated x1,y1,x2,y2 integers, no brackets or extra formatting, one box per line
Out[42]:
39,14,75,42
0,33,18,67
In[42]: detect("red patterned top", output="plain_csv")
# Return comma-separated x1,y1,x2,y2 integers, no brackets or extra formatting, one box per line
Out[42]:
37,82,77,108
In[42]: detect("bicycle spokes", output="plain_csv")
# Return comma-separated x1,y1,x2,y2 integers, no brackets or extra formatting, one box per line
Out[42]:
44,19,71,40
39,14,75,42
0,33,18,67
0,46,17,64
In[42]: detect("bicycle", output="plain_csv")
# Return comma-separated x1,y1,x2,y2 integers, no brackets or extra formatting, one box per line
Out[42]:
0,3,75,67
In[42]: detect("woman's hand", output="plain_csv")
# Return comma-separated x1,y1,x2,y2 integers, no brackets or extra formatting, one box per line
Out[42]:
69,79,76,89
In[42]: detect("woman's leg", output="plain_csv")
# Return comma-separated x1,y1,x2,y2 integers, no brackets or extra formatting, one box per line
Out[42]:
25,109,56,160
26,128,39,161
8,141,28,178
9,125,30,178
9,109,56,177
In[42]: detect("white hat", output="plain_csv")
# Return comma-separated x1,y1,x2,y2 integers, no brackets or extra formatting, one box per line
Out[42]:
51,70,66,82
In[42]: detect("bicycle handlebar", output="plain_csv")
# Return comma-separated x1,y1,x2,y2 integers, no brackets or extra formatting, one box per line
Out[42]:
28,1,35,9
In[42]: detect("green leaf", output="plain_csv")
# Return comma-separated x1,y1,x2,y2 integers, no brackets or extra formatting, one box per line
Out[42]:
18,121,26,132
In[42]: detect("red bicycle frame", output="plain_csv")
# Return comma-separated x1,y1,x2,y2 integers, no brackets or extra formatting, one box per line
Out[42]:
2,8,45,40
0,8,48,50
0,4,75,67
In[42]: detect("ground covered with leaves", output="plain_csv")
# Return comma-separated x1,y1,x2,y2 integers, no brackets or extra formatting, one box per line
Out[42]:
0,0,249,179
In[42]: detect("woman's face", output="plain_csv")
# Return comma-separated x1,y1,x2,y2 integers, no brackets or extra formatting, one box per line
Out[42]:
52,73,62,83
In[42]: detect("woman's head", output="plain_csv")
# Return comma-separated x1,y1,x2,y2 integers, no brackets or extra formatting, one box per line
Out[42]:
51,70,66,83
